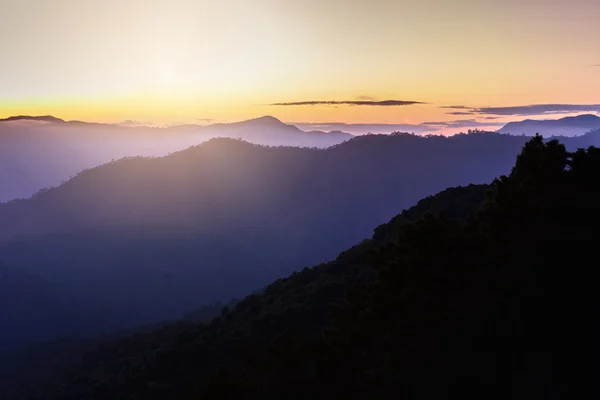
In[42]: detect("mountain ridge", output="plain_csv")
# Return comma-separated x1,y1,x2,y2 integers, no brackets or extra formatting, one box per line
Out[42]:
0,131,539,353
0,115,354,202
0,115,66,123
0,114,348,135
8,135,599,399
498,113,600,137
0,182,490,397
1,130,600,353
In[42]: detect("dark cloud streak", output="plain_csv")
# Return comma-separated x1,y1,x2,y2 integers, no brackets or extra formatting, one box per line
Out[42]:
446,111,476,115
475,104,600,116
270,100,425,107
442,104,600,116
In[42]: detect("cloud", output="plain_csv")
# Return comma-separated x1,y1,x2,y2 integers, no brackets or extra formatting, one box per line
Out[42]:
475,104,600,116
118,120,152,127
355,95,377,101
421,119,505,129
421,121,456,126
292,118,505,135
441,104,600,116
292,121,436,135
270,100,425,107
446,111,476,116
441,106,478,115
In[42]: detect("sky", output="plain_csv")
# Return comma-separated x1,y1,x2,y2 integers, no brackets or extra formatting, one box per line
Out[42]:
1,0,599,133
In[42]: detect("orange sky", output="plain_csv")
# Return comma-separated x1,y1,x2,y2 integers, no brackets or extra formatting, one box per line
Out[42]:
1,0,599,132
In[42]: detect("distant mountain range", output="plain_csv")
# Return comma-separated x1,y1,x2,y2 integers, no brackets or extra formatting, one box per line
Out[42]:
0,115,66,123
0,115,352,202
4,113,600,202
2,130,600,353
497,114,600,137
171,115,353,144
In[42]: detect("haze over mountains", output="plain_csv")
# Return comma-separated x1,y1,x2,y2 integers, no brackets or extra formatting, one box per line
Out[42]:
0,115,352,202
2,129,600,356
497,114,600,137
1,113,600,355
3,113,600,203
2,135,599,399
3,0,598,396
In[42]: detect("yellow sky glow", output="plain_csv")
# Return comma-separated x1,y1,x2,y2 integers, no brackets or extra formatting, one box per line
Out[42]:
1,0,599,130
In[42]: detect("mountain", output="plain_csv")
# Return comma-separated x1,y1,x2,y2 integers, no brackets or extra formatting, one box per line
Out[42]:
0,115,352,202
4,112,600,203
11,135,600,399
174,115,353,147
0,115,66,123
498,114,600,137
0,131,524,351
0,183,489,398
2,130,600,354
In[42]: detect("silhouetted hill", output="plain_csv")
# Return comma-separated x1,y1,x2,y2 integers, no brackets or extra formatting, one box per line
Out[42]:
498,114,600,137
3,114,600,203
0,115,352,202
224,115,289,127
0,115,66,123
0,183,489,398
13,135,599,399
1,131,599,353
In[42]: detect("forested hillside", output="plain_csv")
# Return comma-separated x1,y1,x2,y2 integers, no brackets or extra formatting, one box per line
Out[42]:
2,130,600,353
7,182,489,399
20,135,598,399
0,131,544,351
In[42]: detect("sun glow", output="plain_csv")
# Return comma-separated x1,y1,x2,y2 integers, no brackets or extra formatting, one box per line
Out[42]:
1,1,599,126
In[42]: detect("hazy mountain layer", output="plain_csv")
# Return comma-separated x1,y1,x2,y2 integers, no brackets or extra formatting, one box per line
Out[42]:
0,183,489,397
0,116,352,202
7,135,598,399
497,114,600,137
1,130,599,353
